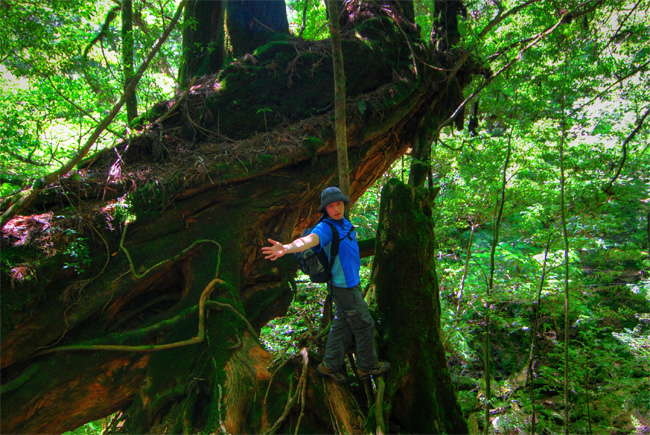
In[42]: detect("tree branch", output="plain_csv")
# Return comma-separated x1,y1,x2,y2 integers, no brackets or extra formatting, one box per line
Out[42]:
446,0,540,83
603,104,650,193
0,0,188,227
434,6,575,137
44,74,125,140
83,5,121,60
437,0,609,136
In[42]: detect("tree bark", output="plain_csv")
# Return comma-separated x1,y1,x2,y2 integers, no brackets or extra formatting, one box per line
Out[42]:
372,179,468,433
122,0,138,123
180,0,290,88
326,0,350,199
1,3,482,433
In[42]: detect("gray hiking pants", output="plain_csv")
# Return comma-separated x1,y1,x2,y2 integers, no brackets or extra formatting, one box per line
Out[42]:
323,284,378,372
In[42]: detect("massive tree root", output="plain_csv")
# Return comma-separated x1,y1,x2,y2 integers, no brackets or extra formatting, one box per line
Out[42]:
1,8,477,433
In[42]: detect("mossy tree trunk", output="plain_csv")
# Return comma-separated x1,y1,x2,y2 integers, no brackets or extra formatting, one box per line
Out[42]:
372,179,468,433
180,0,289,88
1,2,480,433
326,0,350,199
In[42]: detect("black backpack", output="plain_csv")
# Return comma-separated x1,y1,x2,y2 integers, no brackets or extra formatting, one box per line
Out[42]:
294,221,340,283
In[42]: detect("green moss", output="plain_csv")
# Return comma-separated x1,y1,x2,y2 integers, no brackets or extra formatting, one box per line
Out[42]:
121,180,183,226
130,103,166,128
194,17,418,142
253,40,297,62
302,136,323,158
257,154,275,165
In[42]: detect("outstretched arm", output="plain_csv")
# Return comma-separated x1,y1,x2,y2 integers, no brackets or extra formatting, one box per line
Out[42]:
262,233,320,261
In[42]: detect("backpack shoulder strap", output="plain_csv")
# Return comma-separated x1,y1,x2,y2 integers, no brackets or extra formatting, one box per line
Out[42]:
322,221,340,267
342,225,354,240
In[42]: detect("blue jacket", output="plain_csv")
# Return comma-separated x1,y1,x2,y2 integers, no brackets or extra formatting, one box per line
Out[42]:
312,217,360,288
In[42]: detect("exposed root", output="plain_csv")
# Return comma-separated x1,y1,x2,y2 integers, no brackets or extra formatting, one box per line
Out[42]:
375,376,386,434
263,347,309,435
120,224,222,280
217,384,229,434
32,277,224,357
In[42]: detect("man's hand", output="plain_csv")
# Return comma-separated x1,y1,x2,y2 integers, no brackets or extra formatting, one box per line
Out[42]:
262,239,287,261
262,233,319,261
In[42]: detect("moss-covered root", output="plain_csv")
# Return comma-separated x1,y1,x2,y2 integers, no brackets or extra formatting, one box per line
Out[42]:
373,178,468,434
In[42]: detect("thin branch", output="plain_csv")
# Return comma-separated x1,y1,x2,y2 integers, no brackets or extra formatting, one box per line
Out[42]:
298,0,309,38
527,232,555,435
0,0,188,227
45,74,125,140
603,104,650,193
569,59,650,117
483,113,513,434
83,6,121,60
446,0,540,83
598,0,643,58
3,148,47,167
153,78,194,125
435,13,566,137
436,0,607,137
558,49,571,435
479,0,539,40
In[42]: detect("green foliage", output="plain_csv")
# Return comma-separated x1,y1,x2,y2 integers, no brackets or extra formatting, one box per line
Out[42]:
62,418,105,435
285,0,328,40
3,0,650,433
0,0,181,196
260,277,328,355
63,235,92,274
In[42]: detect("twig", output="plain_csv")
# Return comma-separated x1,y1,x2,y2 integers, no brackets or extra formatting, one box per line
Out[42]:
603,104,650,193
446,0,541,84
154,78,194,125
434,0,603,137
45,74,125,140
0,0,188,226
569,60,650,117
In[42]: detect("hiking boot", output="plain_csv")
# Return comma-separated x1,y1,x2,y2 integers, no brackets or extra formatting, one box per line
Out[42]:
358,361,391,380
317,363,346,384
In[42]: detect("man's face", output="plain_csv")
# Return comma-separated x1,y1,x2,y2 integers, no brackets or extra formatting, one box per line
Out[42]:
326,201,345,220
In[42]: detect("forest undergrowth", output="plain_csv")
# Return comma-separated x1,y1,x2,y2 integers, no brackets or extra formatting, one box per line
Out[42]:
259,169,650,435
259,262,649,434
260,269,649,434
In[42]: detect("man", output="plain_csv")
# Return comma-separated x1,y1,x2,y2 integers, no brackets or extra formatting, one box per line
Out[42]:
262,187,390,383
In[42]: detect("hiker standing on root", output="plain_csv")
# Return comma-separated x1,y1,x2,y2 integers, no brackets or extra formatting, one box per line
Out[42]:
262,187,390,384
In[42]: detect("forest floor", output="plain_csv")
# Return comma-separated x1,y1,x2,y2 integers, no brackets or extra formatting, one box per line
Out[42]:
261,269,650,435
444,278,650,434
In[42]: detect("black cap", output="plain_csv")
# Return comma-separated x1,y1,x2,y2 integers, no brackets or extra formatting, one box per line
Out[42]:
318,187,350,213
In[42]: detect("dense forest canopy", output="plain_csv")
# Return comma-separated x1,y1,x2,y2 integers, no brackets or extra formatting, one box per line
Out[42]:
1,0,649,434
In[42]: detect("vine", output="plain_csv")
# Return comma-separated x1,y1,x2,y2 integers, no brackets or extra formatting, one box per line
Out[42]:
119,222,222,279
